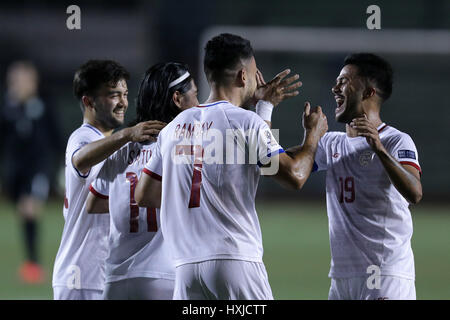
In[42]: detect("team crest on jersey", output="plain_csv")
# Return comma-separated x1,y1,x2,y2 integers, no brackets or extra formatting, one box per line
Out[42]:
264,129,273,148
359,150,374,167
265,130,271,138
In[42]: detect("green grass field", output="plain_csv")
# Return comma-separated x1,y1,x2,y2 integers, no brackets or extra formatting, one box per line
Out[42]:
0,199,449,299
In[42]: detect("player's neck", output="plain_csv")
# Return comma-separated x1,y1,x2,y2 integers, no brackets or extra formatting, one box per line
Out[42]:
346,124,358,137
345,111,383,137
204,85,243,107
365,109,383,128
83,116,114,137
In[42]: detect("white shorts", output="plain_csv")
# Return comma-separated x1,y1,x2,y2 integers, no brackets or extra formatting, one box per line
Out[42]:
103,277,174,300
53,286,103,300
173,259,273,300
328,276,416,300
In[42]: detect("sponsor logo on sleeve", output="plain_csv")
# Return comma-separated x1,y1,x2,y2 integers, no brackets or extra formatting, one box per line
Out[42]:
398,150,416,160
76,141,89,149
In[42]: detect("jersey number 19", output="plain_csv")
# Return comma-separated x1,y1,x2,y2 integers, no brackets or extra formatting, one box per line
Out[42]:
338,176,355,203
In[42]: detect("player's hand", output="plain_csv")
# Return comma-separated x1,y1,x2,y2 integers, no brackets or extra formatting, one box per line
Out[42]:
253,69,302,107
127,120,166,142
350,115,384,152
302,101,328,138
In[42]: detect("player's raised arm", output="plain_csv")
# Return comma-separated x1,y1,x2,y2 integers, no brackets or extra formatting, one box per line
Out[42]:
350,116,422,204
254,69,302,128
272,102,328,189
73,120,166,174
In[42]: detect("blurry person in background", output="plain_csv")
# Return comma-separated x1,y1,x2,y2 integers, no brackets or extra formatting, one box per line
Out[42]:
0,61,63,284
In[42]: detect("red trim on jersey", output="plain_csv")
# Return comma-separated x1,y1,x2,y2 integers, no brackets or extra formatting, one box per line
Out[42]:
89,185,109,199
143,168,162,181
400,161,422,175
378,124,388,133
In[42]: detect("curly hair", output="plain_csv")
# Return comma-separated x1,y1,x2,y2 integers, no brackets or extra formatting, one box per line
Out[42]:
73,59,130,101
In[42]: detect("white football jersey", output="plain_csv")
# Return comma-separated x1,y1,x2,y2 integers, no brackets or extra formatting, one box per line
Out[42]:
53,124,110,290
314,123,421,280
144,101,284,267
89,141,175,283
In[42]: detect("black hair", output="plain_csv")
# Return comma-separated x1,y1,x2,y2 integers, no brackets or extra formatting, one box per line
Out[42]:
204,33,254,84
73,59,130,101
134,62,193,124
344,53,393,101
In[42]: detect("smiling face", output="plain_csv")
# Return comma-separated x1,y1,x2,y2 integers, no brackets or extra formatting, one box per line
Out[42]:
332,64,366,124
92,79,128,129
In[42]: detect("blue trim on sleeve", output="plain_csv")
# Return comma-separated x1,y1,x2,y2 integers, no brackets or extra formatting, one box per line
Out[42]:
312,162,318,172
268,148,285,158
71,147,91,178
257,148,285,167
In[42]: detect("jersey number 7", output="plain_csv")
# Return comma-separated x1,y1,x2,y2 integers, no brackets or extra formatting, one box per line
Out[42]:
176,145,204,208
126,172,157,233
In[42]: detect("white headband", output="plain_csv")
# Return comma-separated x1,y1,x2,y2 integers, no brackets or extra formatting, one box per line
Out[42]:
168,71,190,88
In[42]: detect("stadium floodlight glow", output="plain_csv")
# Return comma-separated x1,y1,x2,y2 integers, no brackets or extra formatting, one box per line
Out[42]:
198,26,450,101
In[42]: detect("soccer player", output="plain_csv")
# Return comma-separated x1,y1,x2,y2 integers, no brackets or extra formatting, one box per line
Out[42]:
85,62,198,299
135,33,328,300
314,53,422,300
52,60,165,300
0,61,63,284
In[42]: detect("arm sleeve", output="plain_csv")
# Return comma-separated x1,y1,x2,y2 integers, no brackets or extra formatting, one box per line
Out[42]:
67,131,95,179
386,133,422,175
313,135,328,172
251,117,285,167
89,160,110,199
143,137,163,181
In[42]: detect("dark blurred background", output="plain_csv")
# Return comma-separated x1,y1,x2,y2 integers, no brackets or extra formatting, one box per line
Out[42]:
0,0,448,203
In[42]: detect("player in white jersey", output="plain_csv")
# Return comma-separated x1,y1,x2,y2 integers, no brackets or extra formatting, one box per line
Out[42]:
85,62,199,299
135,33,328,300
52,60,165,300
315,53,422,300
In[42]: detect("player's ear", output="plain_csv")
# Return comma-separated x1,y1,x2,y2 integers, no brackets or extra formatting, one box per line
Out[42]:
172,90,183,109
363,87,376,100
81,95,95,111
236,68,246,87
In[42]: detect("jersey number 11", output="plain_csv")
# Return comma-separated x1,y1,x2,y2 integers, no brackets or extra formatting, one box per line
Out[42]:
126,172,157,233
